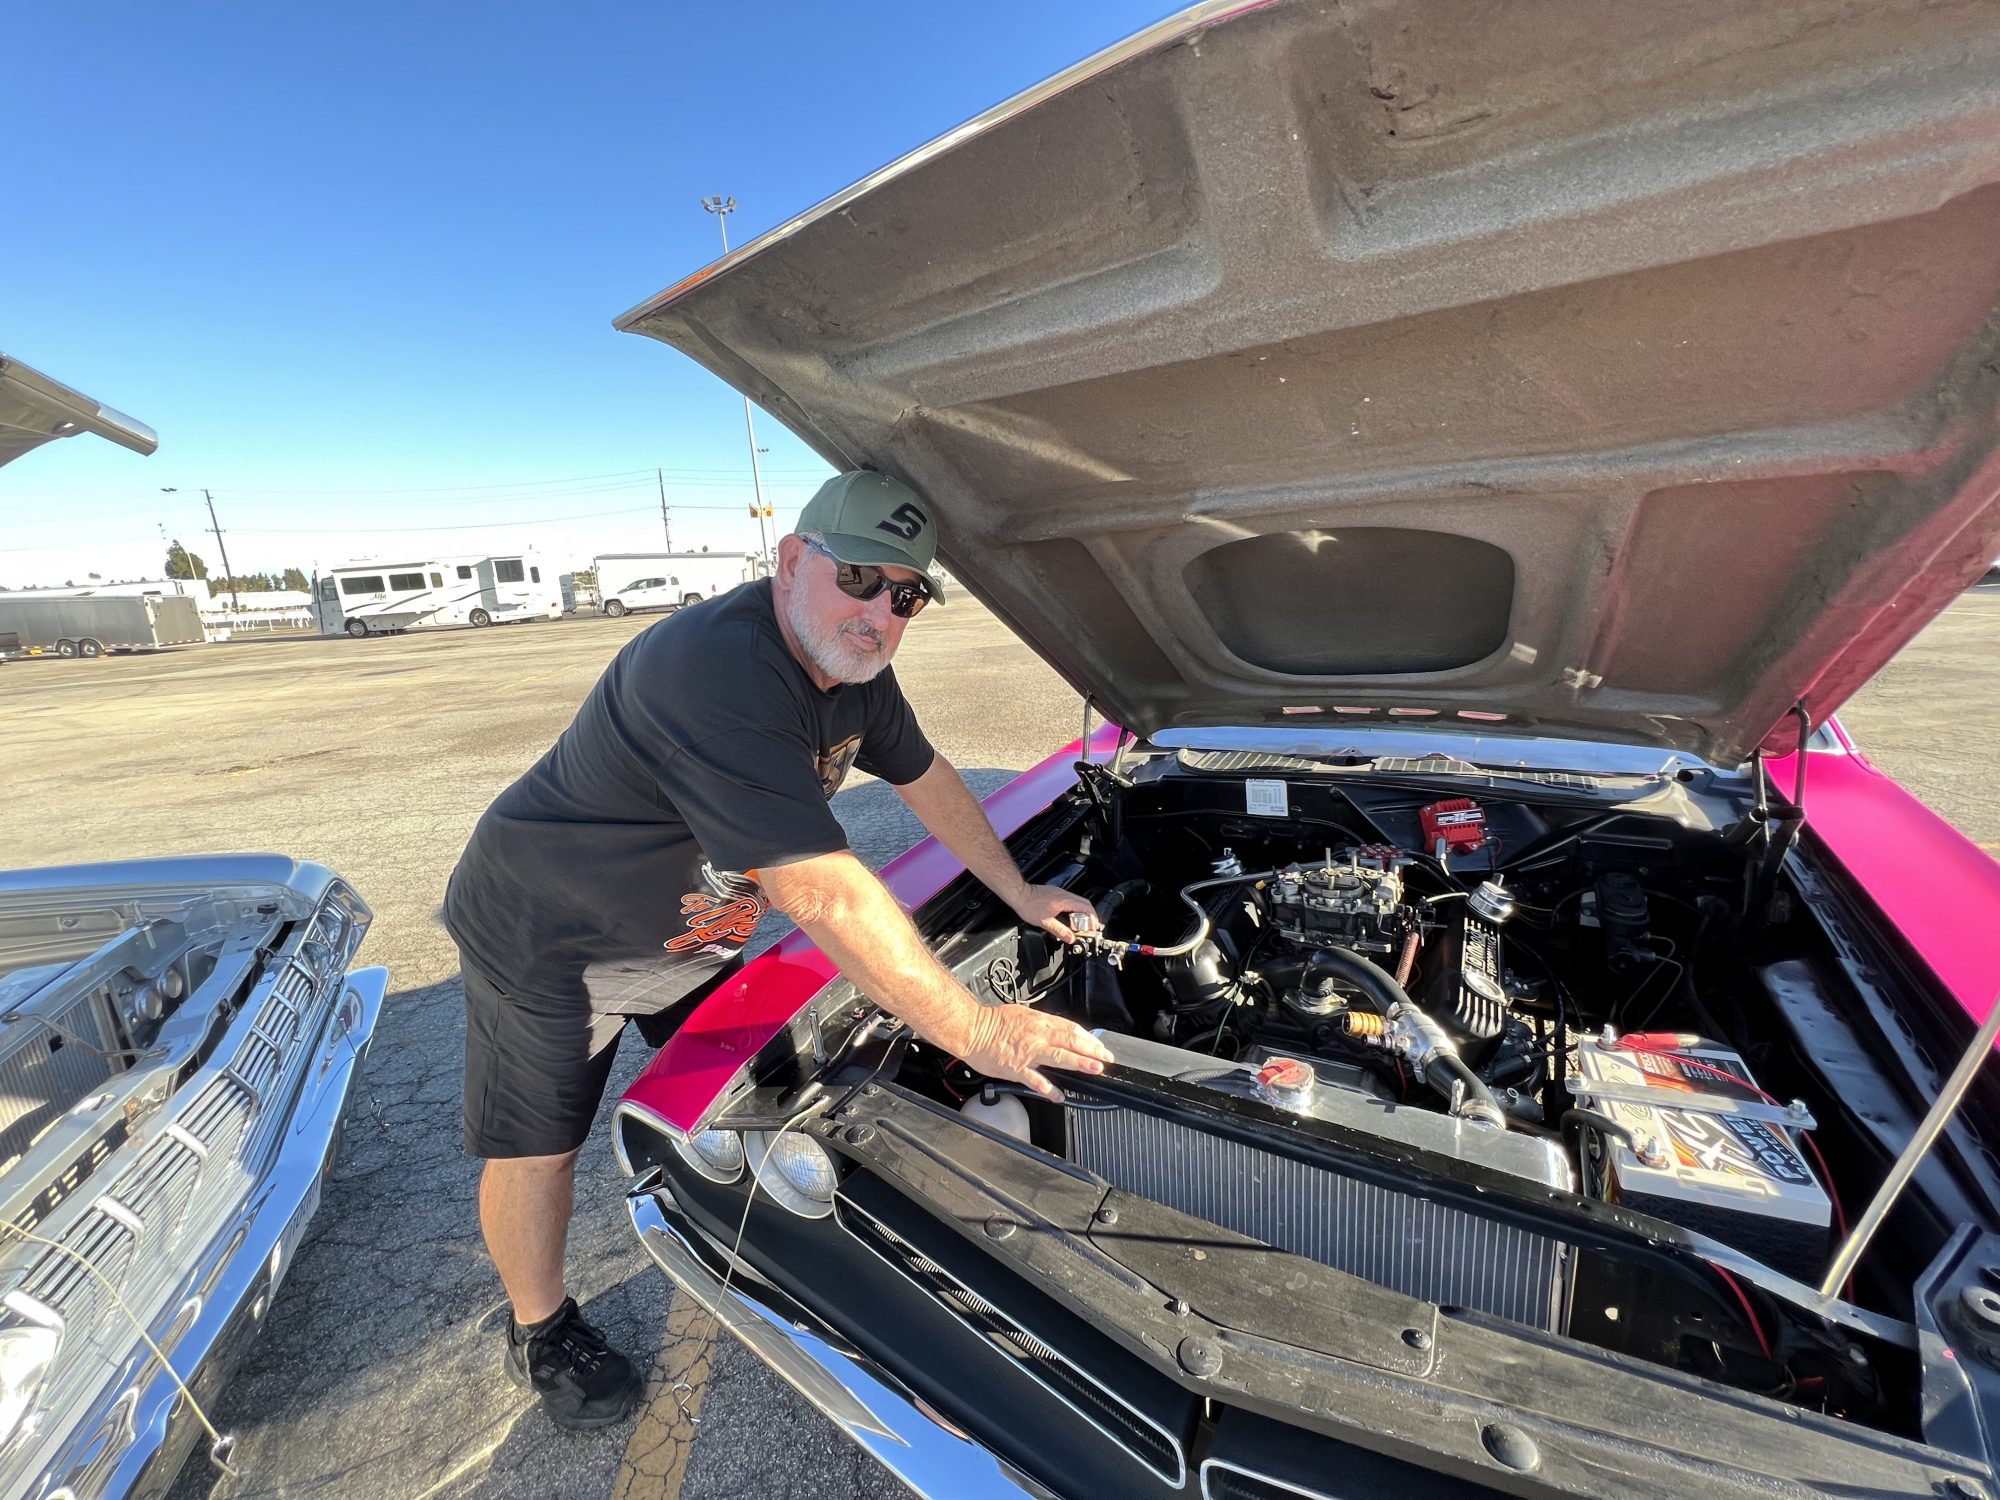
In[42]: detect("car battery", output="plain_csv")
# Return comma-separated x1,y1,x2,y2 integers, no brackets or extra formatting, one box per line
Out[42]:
1573,1034,1830,1281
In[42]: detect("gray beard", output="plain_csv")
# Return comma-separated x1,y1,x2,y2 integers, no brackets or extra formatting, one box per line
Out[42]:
782,586,891,684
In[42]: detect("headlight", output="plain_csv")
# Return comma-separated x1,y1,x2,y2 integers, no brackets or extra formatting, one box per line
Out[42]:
0,1325,57,1444
750,1130,841,1218
671,1128,746,1184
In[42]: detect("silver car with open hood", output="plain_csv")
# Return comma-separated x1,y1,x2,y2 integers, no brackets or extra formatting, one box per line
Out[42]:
0,365,387,1497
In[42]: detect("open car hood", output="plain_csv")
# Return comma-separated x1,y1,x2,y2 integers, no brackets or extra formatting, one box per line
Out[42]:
618,0,2000,767
0,354,157,469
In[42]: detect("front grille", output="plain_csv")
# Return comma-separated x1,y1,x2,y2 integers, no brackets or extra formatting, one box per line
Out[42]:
19,1209,137,1336
108,1134,203,1244
839,1200,1186,1486
0,898,354,1443
182,1075,255,1161
1068,1109,1568,1331
232,1033,283,1096
1205,1466,1319,1500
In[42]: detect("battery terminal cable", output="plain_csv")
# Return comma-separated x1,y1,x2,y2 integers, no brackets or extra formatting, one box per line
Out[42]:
1607,1035,1854,1307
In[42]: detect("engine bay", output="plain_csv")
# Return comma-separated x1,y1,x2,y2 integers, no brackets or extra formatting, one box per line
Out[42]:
875,751,1949,1429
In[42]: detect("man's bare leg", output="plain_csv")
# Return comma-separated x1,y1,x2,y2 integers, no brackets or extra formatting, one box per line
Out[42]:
480,1150,577,1324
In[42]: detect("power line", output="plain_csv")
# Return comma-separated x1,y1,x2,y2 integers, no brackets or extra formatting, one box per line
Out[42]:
308,476,823,512
227,501,803,536
205,464,832,498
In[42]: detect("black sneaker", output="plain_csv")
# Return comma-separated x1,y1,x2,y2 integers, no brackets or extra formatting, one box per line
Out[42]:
505,1298,644,1429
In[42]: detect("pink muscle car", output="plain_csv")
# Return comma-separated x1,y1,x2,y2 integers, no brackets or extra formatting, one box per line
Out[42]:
609,3,2000,1496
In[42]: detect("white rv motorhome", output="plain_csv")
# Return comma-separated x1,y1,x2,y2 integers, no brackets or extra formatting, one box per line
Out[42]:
592,551,762,617
316,551,563,637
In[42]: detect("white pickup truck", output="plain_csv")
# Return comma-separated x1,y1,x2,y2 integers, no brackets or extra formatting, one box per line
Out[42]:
592,551,760,617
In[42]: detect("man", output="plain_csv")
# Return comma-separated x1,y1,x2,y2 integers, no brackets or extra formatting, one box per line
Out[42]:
443,471,1115,1428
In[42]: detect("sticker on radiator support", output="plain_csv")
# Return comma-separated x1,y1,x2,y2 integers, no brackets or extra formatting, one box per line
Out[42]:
1245,779,1289,817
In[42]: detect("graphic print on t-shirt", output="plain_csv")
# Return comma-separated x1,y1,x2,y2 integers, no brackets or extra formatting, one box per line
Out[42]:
816,734,862,799
664,864,770,957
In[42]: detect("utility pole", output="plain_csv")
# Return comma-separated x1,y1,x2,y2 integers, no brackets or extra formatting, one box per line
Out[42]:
657,467,672,550
202,491,240,612
160,487,241,611
701,195,773,573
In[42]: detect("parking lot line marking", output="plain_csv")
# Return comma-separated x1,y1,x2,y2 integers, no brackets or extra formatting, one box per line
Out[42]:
613,1290,719,1500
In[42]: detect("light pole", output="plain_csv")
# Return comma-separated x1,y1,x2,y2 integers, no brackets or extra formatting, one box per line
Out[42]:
161,486,240,611
701,195,773,573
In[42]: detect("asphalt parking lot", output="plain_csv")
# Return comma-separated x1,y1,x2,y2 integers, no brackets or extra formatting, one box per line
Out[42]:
3,585,1998,1499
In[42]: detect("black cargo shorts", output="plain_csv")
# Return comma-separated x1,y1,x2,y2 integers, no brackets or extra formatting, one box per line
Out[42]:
458,954,742,1160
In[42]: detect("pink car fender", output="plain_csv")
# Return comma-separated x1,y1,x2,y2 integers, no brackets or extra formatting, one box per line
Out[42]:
1774,744,2000,1027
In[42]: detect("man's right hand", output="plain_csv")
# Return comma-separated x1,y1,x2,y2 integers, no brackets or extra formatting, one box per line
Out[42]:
942,1004,1116,1100
761,849,1115,1100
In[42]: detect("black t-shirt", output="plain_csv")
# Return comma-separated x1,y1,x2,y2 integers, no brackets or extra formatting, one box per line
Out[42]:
443,579,935,1006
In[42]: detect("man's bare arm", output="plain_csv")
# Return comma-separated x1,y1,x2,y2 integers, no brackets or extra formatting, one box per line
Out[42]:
892,752,1099,942
759,848,1112,1097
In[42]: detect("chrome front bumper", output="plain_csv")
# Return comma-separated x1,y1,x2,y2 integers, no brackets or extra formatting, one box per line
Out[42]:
31,962,389,1500
628,1191,1048,1500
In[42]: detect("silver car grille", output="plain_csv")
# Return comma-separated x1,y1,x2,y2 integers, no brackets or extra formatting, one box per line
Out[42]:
17,1211,137,1341
838,1199,1186,1486
6,942,343,1403
108,1135,203,1243
1067,1109,1570,1332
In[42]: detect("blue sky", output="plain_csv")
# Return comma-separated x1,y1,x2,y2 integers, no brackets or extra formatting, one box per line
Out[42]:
2,1,1173,586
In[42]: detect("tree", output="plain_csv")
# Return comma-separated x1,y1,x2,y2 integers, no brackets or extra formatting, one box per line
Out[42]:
282,567,309,592
165,541,209,581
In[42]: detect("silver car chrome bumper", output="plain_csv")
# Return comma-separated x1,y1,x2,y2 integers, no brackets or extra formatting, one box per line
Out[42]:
36,963,390,1500
629,1192,1049,1500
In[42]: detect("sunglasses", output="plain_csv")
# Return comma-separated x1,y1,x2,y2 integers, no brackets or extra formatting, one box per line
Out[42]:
801,536,932,618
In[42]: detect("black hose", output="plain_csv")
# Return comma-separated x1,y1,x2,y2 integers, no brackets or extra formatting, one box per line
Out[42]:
1563,1108,1636,1149
979,1080,1119,1111
1284,948,1506,1127
1426,1048,1506,1128
1284,945,1402,1019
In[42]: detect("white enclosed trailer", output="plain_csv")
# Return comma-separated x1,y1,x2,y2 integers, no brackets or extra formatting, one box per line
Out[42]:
592,552,761,617
316,551,562,636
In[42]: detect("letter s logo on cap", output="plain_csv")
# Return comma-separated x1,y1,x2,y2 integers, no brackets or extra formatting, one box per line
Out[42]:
876,502,927,541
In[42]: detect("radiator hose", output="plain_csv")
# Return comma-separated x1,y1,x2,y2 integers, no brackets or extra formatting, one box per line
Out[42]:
1303,947,1507,1129
1284,945,1402,1018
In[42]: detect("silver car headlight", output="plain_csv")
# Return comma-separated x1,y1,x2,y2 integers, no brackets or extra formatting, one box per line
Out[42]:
671,1128,746,1184
751,1130,841,1218
0,1324,57,1445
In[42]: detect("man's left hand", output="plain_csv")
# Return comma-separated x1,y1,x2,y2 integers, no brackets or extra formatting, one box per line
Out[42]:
1009,884,1101,945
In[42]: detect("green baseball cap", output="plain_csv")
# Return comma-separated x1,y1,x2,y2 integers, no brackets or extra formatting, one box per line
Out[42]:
793,471,946,601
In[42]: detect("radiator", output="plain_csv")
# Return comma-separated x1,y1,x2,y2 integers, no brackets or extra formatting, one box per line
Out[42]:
1067,1107,1573,1331
0,991,121,1166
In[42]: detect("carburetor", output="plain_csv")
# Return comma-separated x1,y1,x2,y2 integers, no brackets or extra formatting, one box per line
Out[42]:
1266,847,1414,957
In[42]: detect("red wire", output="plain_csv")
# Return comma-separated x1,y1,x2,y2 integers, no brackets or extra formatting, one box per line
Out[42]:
1714,1265,1773,1359
1799,1130,1855,1300
1394,1058,1408,1099
1614,1038,1856,1300
940,1059,968,1102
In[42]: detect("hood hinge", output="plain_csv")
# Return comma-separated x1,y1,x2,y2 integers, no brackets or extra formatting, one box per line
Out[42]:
1074,698,1132,854
1739,703,1812,922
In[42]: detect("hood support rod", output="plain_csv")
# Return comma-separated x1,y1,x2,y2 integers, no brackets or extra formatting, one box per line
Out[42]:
1821,987,2000,1297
